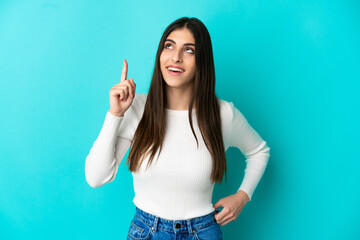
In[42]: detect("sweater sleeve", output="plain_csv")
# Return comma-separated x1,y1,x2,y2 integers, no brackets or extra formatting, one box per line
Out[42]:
85,111,131,188
227,102,270,201
84,93,146,188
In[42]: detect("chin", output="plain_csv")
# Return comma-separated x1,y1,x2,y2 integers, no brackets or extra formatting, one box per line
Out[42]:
164,80,180,87
164,79,193,90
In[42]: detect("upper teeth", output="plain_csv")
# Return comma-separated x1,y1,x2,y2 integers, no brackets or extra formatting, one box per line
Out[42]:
168,67,184,72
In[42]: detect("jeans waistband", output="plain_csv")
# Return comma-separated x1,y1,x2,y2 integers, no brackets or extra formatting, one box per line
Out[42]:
134,206,219,234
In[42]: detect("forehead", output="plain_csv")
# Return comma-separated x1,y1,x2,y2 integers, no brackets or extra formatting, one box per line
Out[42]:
166,28,195,44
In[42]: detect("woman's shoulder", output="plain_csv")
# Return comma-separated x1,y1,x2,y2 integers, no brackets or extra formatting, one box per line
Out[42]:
134,92,148,102
130,92,147,111
123,92,148,120
217,98,235,147
217,97,235,121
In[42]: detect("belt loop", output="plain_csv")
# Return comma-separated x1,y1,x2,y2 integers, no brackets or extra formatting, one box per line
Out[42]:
187,219,194,235
151,216,159,233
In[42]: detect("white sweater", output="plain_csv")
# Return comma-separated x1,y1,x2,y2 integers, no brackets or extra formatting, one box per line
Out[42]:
85,93,270,220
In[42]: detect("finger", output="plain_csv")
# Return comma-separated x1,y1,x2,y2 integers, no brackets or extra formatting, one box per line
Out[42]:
213,202,221,209
217,214,232,225
119,88,126,100
116,86,128,100
124,80,134,97
118,77,135,89
113,84,132,98
214,209,226,222
219,217,233,226
130,77,136,89
120,59,128,82
120,85,129,100
129,78,136,96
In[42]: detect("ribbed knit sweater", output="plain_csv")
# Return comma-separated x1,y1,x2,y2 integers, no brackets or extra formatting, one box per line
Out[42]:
85,93,270,220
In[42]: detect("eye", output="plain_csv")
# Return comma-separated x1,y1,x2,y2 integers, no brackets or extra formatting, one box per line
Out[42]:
164,43,172,49
185,48,194,54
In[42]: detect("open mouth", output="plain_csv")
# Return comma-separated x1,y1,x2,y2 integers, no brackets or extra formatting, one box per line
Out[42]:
167,67,185,76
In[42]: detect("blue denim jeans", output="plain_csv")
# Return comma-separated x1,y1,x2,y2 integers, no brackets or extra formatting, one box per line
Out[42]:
127,206,222,240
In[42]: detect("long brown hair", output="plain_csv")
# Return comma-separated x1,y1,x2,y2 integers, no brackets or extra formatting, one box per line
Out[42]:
126,17,227,184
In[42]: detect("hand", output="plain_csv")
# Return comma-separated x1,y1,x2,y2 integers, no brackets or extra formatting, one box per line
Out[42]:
213,190,250,226
109,59,136,117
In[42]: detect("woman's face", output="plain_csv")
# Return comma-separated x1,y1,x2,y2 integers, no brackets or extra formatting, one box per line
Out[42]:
160,28,196,90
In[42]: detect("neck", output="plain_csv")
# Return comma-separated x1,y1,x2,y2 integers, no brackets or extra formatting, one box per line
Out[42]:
165,85,195,110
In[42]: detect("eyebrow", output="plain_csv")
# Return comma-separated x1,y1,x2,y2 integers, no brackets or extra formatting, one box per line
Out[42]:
165,39,195,47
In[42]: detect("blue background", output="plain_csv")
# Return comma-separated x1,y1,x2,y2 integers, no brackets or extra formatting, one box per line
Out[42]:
1,0,359,239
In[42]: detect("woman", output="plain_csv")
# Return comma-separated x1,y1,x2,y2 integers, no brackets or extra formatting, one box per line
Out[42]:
85,17,270,240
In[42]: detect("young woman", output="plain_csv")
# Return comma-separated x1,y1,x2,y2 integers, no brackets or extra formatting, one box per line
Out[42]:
85,17,270,240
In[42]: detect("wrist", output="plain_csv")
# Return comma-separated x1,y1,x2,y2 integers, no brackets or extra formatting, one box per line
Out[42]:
236,190,250,202
108,110,124,117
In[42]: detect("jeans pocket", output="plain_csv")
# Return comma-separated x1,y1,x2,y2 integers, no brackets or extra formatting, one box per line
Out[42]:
194,222,222,240
127,217,152,240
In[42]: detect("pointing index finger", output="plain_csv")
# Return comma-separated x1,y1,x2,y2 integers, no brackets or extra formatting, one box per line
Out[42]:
121,59,128,82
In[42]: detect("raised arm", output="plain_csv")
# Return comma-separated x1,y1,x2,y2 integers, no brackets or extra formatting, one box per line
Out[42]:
85,59,136,188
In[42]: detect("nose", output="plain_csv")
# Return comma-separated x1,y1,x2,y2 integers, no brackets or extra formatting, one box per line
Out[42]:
171,49,183,63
